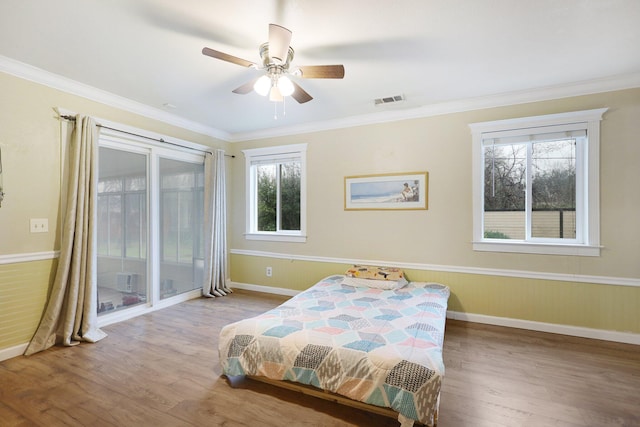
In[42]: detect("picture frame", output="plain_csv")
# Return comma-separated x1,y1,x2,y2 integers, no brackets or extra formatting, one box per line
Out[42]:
344,171,428,210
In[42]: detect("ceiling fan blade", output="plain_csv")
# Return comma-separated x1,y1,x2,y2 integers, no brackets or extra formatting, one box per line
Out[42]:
297,65,345,79
268,24,292,64
290,81,313,104
202,47,255,68
232,78,260,94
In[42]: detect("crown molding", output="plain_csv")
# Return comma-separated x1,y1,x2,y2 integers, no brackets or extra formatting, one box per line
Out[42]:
2,54,639,143
0,55,231,141
229,72,640,142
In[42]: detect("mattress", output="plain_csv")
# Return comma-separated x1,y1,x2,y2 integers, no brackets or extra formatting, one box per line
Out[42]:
219,275,450,425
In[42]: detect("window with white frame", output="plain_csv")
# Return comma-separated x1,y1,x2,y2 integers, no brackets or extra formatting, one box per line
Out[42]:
243,143,307,242
469,108,607,256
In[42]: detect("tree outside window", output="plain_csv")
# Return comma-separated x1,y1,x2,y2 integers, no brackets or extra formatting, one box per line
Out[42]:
244,144,307,242
470,108,606,256
484,139,576,240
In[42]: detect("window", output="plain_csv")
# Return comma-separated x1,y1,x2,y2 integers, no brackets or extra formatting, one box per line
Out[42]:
470,108,607,256
243,144,307,242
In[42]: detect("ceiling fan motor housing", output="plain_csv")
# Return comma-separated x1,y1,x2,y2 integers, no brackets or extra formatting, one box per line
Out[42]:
259,42,295,69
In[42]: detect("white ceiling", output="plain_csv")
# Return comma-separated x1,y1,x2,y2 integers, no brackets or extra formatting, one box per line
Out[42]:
1,0,639,141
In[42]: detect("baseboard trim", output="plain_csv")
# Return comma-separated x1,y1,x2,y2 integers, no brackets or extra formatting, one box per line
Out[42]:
446,311,640,346
230,281,639,346
231,281,299,297
0,343,28,362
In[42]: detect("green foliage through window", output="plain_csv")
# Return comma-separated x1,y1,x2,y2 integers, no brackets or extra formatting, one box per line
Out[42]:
256,161,301,232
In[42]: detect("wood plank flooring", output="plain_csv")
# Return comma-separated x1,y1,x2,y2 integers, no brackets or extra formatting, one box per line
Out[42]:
1,289,639,426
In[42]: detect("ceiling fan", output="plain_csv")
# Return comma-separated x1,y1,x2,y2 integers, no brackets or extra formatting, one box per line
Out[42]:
202,24,344,104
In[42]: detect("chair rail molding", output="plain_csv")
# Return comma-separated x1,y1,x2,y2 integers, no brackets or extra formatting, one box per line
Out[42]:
0,251,59,265
230,249,640,288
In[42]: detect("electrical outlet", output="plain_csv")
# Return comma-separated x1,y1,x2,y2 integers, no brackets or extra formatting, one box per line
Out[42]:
266,266,273,277
30,218,49,233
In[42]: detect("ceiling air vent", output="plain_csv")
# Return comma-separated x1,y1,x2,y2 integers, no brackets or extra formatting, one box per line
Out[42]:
374,94,405,106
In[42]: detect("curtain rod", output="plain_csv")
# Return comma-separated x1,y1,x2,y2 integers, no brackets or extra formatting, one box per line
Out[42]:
59,114,235,158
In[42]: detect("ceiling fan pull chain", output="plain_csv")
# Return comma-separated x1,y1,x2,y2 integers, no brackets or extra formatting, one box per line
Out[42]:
274,101,278,120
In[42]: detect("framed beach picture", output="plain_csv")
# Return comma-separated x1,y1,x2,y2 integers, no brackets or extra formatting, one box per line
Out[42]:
344,171,428,210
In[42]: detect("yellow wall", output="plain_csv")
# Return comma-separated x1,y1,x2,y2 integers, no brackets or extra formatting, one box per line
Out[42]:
1,68,638,355
229,256,639,333
0,71,228,352
229,88,640,334
0,259,56,349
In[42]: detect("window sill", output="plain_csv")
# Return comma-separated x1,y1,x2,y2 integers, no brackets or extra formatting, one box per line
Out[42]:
473,241,601,256
245,233,307,243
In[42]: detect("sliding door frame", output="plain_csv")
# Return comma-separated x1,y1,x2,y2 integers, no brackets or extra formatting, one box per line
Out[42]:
97,130,205,328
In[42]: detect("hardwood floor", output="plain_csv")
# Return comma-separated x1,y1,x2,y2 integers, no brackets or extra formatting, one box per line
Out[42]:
1,289,639,427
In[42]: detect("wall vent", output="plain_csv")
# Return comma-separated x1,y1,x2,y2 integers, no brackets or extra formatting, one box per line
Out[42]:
374,94,405,106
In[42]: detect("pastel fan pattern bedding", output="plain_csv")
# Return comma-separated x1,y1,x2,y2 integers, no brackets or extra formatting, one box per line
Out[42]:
218,275,450,425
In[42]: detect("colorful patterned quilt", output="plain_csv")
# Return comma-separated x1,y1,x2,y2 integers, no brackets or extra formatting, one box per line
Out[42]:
219,275,450,425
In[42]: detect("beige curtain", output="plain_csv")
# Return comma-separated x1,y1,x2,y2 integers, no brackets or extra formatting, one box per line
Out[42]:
25,115,107,356
202,149,232,297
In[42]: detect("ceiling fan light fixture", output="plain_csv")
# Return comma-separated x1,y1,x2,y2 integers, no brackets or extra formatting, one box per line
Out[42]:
269,86,284,102
278,76,295,96
254,75,271,96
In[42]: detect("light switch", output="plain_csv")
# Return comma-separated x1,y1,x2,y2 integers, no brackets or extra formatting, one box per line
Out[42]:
30,218,49,233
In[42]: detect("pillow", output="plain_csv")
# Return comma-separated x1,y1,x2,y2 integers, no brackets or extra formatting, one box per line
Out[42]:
341,276,408,290
345,265,405,281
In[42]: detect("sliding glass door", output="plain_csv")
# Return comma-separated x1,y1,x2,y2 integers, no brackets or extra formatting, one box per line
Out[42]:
97,147,148,313
96,140,204,317
159,158,204,299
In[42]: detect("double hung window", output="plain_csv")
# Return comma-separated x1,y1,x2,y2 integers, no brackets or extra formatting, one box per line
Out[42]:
470,108,607,256
243,144,307,242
